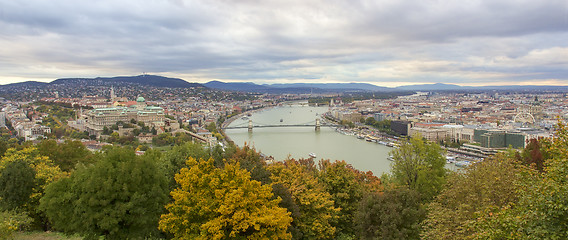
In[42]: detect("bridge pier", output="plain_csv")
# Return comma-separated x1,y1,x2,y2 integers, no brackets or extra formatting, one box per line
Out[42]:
315,118,320,131
248,119,253,132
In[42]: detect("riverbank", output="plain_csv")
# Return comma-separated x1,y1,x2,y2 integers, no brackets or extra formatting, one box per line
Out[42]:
224,105,393,175
220,107,271,145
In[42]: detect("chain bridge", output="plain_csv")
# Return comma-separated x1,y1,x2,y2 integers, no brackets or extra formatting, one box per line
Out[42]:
222,119,338,131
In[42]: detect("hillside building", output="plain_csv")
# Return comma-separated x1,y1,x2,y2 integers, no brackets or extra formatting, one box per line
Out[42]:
85,96,165,136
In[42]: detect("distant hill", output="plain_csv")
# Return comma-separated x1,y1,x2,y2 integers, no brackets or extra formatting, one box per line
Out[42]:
203,80,568,93
393,83,466,91
267,83,391,91
204,81,394,93
51,75,202,88
3,76,568,93
204,81,271,91
2,81,49,88
473,85,568,91
393,83,568,92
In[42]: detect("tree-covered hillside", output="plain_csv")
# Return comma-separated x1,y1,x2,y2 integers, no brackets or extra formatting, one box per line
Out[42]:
1,123,568,239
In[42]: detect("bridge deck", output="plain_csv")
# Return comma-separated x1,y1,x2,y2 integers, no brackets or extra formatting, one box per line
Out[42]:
223,124,338,129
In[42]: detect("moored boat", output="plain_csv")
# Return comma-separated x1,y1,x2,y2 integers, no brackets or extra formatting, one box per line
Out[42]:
455,160,471,168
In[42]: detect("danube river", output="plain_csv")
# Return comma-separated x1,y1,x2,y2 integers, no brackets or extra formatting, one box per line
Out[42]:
225,104,393,176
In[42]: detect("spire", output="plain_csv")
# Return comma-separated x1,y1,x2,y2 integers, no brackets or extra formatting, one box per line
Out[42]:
110,86,116,101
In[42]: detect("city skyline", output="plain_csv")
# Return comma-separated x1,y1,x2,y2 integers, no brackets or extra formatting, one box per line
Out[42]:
1,0,567,87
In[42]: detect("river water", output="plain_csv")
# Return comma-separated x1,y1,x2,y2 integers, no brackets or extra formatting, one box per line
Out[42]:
225,104,392,176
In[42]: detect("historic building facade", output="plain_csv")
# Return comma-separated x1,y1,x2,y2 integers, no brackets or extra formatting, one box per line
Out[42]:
85,97,165,136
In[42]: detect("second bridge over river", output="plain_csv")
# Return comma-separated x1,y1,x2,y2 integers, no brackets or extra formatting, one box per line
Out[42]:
223,119,338,131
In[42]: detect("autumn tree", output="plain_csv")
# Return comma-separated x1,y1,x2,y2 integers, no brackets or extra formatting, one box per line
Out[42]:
40,147,169,239
268,159,339,240
159,158,292,239
158,142,237,190
0,147,64,228
0,210,32,239
389,136,446,201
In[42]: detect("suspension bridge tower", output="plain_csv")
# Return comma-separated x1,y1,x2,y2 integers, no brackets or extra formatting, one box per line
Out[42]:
248,119,253,132
315,118,321,131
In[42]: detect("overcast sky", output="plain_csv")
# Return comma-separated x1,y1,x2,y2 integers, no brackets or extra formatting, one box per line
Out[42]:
1,0,567,87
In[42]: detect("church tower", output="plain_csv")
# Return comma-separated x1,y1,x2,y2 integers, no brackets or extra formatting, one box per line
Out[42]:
110,86,116,101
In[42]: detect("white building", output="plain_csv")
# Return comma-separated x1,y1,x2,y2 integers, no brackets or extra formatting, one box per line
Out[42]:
85,97,165,136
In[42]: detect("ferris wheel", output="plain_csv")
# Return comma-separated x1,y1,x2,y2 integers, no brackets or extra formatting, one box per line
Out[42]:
514,111,535,124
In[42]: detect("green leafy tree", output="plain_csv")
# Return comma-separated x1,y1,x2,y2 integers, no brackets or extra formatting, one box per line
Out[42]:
159,158,292,239
318,160,366,237
172,132,192,145
230,144,271,184
40,147,169,239
153,133,174,146
102,126,111,135
159,142,212,189
37,139,93,172
271,183,302,239
206,122,217,133
0,160,36,210
355,187,425,240
389,136,446,201
0,147,64,228
365,117,377,126
268,159,339,240
495,123,568,239
422,154,523,240
460,124,568,239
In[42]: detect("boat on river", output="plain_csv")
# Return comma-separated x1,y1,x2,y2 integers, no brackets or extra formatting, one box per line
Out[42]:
455,160,471,168
309,152,317,158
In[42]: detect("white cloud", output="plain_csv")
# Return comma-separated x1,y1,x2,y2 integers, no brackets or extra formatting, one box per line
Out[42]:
0,0,567,86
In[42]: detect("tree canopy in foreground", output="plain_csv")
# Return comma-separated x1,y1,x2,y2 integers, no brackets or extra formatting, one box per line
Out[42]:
159,158,292,240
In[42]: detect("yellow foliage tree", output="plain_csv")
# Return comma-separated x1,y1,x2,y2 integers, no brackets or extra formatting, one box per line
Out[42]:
159,158,292,239
0,147,65,226
268,160,340,240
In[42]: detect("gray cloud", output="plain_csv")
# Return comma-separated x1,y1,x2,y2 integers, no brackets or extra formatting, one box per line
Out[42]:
0,0,567,86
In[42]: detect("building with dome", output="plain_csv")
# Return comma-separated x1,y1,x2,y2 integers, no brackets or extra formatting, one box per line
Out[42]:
85,96,165,136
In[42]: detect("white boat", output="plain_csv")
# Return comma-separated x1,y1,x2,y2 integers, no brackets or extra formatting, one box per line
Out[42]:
309,152,317,158
387,156,394,161
446,156,456,164
455,160,471,168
